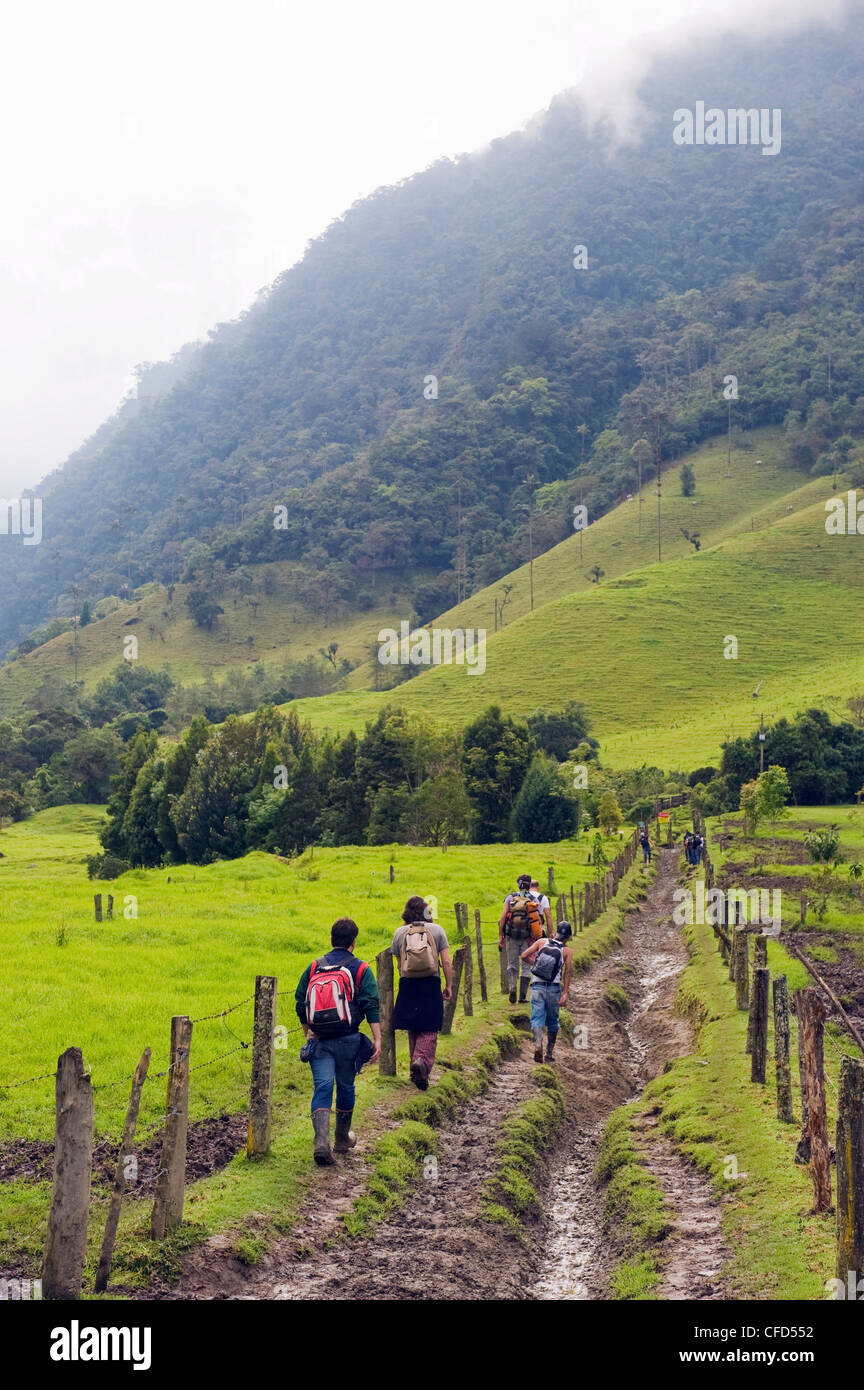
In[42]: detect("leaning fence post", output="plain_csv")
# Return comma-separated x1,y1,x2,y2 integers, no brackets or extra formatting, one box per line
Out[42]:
773,975,794,1123
376,949,396,1076
442,946,465,1035
836,1056,864,1294
150,1015,192,1238
248,975,277,1155
795,987,831,1212
750,968,769,1083
462,938,473,1017
474,909,488,1003
95,1047,150,1292
42,1048,93,1300
94,893,102,922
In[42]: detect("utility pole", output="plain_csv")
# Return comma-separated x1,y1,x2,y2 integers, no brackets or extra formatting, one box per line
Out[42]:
656,454,662,563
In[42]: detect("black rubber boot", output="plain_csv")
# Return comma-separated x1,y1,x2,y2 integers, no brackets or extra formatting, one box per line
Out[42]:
519,976,530,1004
545,1035,557,1063
334,1109,356,1153
509,985,517,1003
312,1108,334,1165
532,1027,544,1064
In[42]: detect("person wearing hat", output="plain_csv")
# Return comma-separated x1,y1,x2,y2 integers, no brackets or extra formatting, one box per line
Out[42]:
520,922,573,1063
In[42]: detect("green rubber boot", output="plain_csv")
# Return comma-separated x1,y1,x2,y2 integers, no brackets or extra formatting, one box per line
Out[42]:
312,1108,334,1165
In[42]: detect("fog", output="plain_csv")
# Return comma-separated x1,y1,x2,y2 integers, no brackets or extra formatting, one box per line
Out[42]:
0,0,851,497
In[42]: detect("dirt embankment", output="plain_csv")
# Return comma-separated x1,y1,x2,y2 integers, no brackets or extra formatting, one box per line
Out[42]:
153,850,725,1303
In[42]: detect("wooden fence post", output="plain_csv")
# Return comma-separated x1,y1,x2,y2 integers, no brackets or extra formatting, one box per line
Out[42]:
773,975,794,1123
150,1015,192,1238
442,946,465,1035
376,949,396,1076
796,997,811,1162
836,1056,864,1293
248,975,277,1155
474,910,488,1003
800,894,807,926
389,863,394,883
462,939,473,1017
795,988,831,1212
750,968,769,1083
94,893,102,922
734,928,749,1011
747,937,769,1053
547,864,554,894
95,1047,150,1292
42,1048,93,1300
106,894,114,921
570,884,576,923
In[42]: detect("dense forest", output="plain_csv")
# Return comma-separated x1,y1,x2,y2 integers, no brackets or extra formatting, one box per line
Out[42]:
1,20,863,652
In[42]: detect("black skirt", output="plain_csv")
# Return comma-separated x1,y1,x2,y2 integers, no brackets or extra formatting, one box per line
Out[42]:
392,975,444,1033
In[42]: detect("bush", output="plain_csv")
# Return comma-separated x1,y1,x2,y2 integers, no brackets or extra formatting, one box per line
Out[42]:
86,852,131,880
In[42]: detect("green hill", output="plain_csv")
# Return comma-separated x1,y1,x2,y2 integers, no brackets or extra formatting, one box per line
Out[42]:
286,439,864,768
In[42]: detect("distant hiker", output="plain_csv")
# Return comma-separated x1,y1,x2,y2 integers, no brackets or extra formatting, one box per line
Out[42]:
683,831,693,865
521,922,573,1063
639,830,651,864
390,895,453,1091
530,879,555,936
499,874,544,1003
295,917,381,1166
693,832,703,866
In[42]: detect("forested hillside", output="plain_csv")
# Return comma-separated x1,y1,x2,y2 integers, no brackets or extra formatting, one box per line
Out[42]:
1,18,862,653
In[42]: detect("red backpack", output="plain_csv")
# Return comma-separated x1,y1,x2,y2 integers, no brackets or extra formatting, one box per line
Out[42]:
305,956,368,1037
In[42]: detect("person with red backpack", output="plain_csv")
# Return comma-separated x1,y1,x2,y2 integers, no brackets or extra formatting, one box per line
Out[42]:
294,917,381,1166
498,873,544,1003
390,895,453,1091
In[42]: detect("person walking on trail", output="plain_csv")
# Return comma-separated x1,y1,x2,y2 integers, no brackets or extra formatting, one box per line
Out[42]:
692,832,703,866
499,874,544,1004
390,895,453,1092
639,830,652,864
295,917,381,1166
521,922,573,1063
530,879,555,937
683,831,693,866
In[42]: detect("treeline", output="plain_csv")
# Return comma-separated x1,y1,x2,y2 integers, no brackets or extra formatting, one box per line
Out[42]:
690,707,864,813
95,702,604,870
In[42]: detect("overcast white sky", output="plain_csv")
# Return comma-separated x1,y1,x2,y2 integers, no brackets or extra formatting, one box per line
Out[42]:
0,0,848,497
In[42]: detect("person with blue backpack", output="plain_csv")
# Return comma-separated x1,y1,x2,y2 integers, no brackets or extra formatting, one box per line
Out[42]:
295,917,381,1166
520,922,573,1063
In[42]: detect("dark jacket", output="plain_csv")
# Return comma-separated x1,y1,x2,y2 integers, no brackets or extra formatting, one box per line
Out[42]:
295,947,381,1033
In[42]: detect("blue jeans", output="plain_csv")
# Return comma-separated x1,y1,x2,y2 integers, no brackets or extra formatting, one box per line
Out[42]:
530,982,561,1038
308,1033,364,1114
642,846,651,862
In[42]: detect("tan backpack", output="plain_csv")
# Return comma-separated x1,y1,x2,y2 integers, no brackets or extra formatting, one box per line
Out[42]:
399,922,440,978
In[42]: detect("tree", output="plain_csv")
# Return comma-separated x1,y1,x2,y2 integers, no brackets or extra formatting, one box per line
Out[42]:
186,587,224,630
680,528,701,551
79,600,91,627
740,779,761,837
597,791,623,835
512,754,579,842
680,463,696,496
846,693,864,728
756,764,791,852
527,703,596,762
460,705,535,842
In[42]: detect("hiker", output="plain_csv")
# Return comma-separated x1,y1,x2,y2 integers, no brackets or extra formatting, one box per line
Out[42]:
521,922,573,1063
683,831,693,865
295,917,381,1166
639,830,651,864
530,879,555,936
499,874,544,1003
390,895,453,1091
692,832,703,866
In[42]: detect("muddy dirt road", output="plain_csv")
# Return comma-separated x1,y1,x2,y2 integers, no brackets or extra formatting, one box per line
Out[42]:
165,849,726,1302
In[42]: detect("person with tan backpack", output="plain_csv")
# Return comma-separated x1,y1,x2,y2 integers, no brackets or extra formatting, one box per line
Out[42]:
498,873,544,1003
390,895,453,1090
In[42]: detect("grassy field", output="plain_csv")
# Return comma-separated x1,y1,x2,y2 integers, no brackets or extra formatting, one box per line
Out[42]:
0,804,631,1285
291,480,864,769
0,806,622,1140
